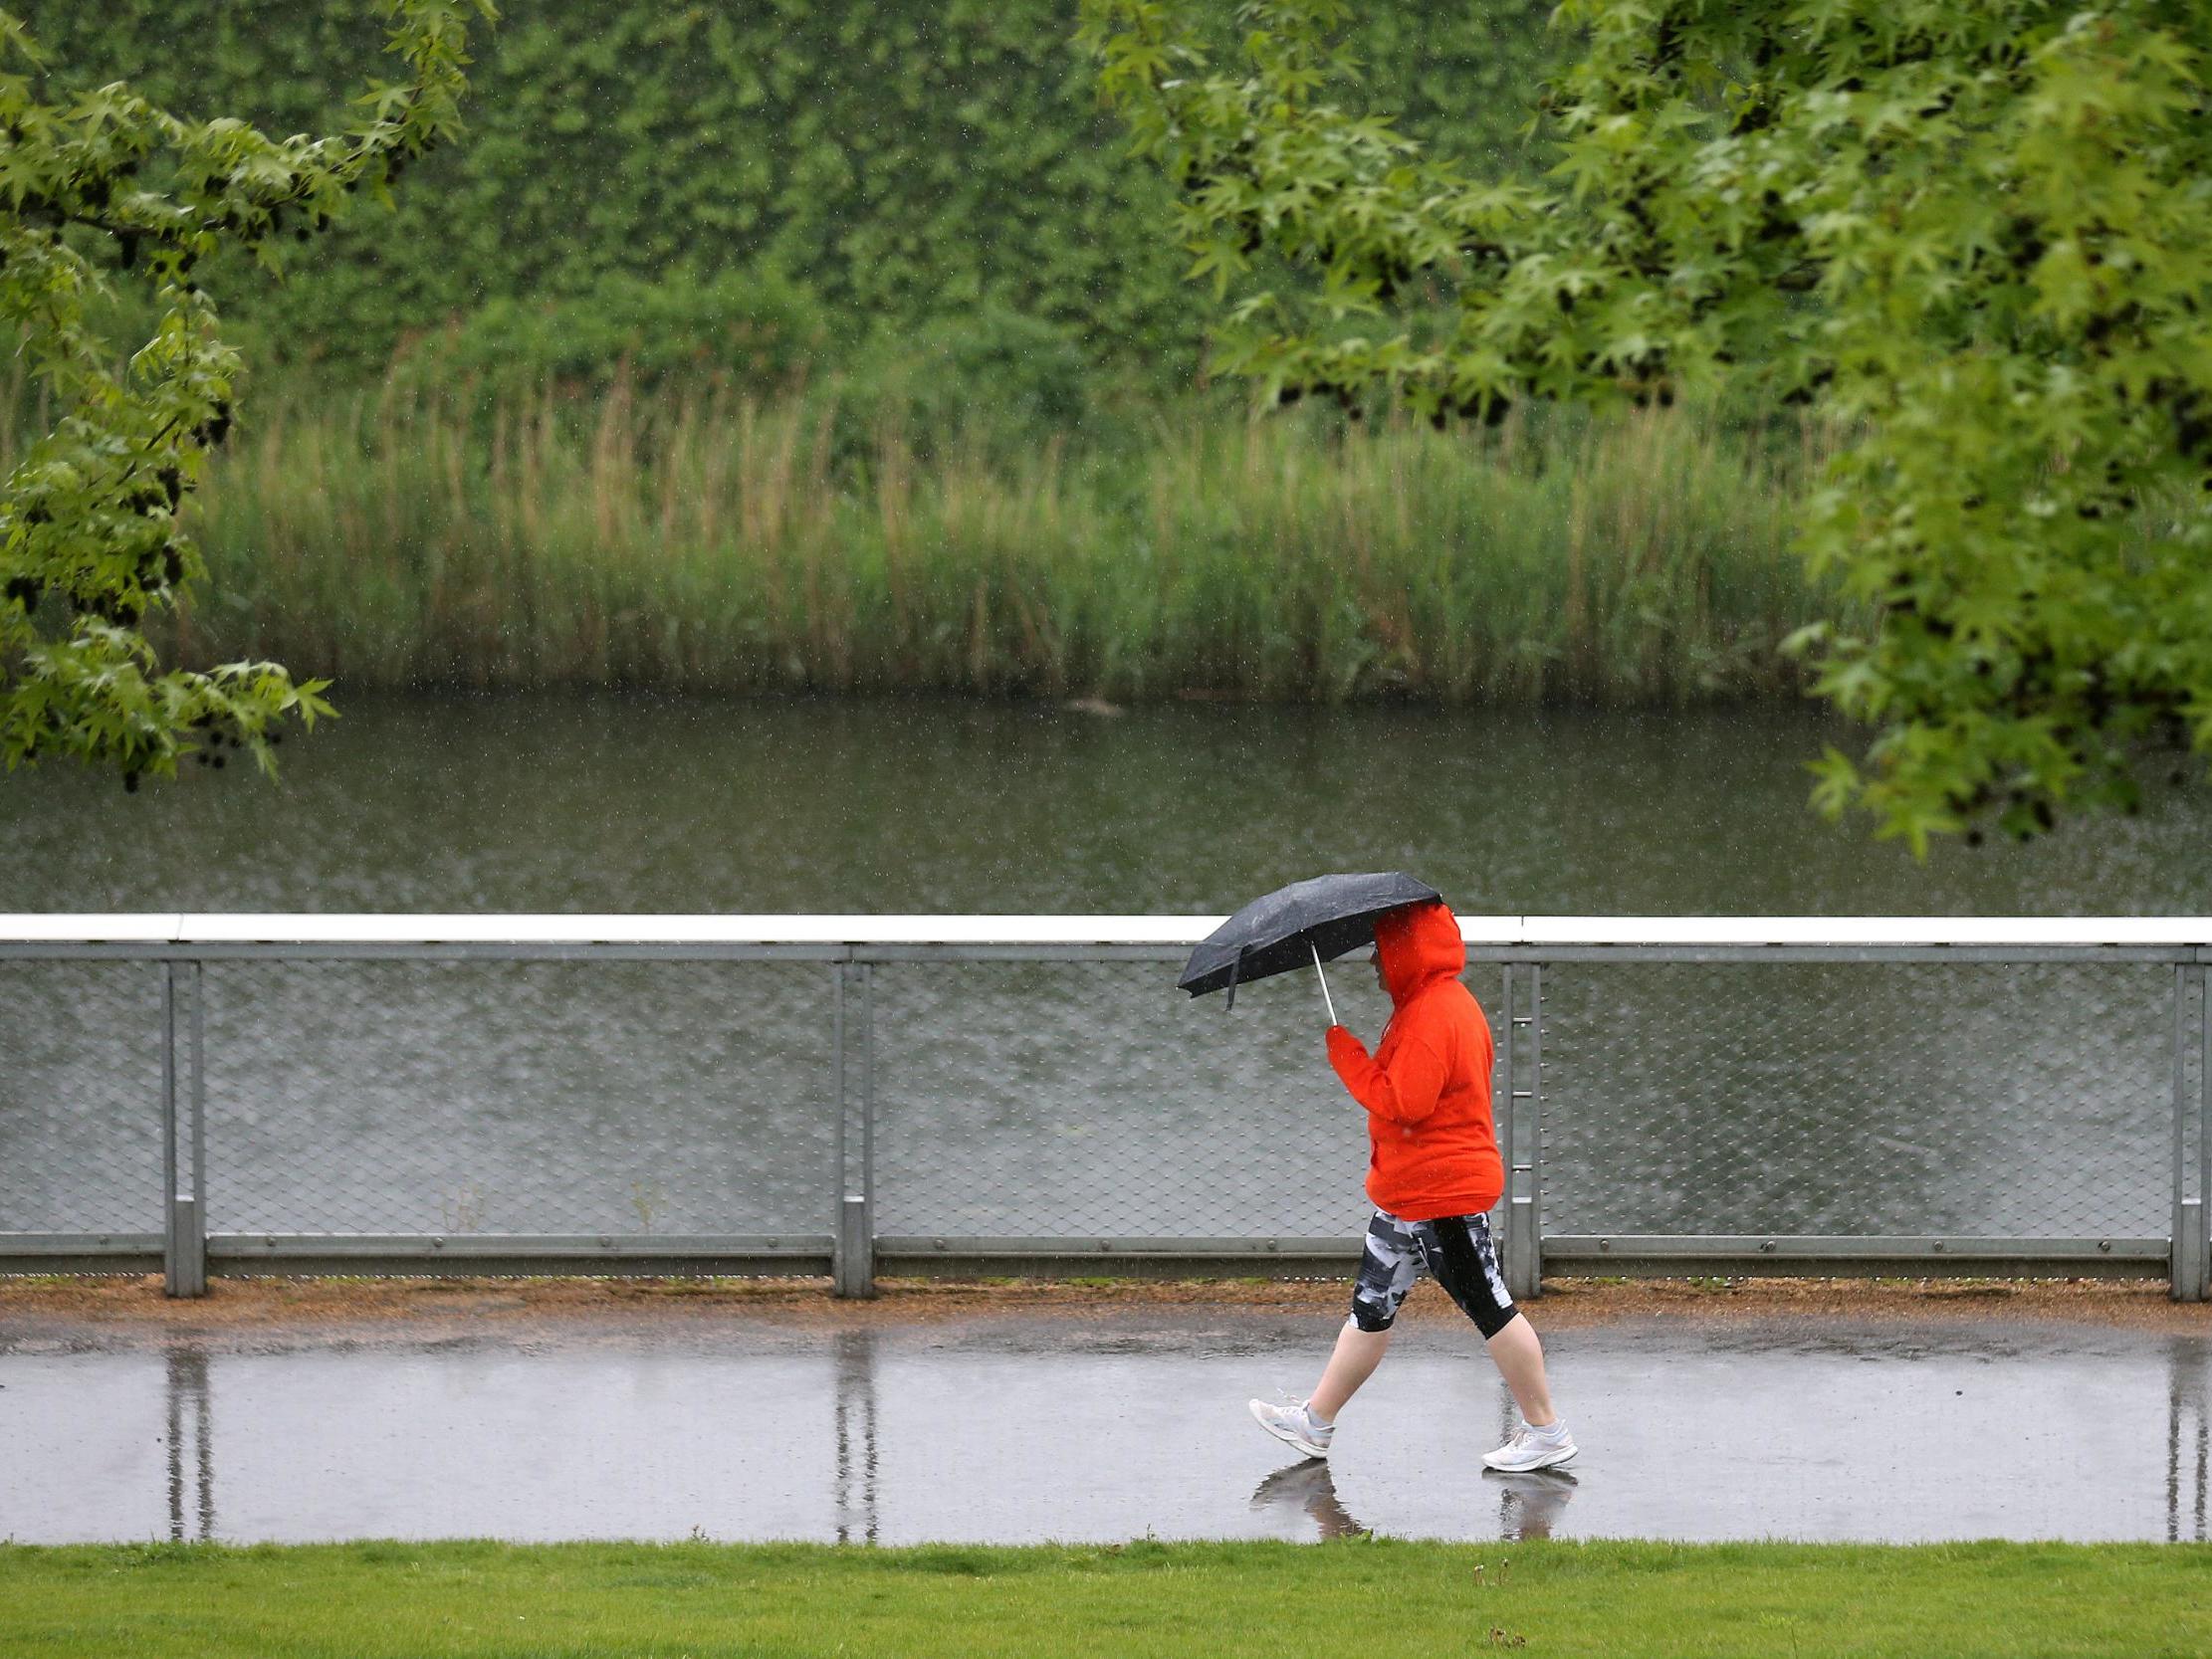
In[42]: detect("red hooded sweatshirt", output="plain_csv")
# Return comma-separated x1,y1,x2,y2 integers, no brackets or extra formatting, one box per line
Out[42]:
1324,900,1501,1220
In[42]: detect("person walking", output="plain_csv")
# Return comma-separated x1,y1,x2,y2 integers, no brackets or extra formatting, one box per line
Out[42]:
1248,898,1576,1472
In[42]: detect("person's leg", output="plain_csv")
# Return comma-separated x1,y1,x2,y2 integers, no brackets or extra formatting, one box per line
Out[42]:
1423,1213,1574,1466
1312,1211,1420,1421
1251,1212,1418,1455
1483,1314,1557,1426
1309,1319,1392,1421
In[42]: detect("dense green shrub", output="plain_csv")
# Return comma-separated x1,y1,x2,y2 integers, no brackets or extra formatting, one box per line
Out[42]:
854,307,1099,436
23,1,1563,390
383,270,832,395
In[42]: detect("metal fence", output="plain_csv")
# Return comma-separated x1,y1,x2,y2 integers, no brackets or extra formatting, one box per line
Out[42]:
3,916,2208,1301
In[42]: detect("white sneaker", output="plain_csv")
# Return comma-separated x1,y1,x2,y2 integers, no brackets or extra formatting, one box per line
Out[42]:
1248,1397,1334,1461
1483,1422,1577,1472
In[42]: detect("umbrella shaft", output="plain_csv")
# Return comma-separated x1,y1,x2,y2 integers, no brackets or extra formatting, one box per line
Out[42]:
1311,940,1338,1025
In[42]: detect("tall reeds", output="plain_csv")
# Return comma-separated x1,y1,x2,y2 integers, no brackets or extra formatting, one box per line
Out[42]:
155,376,1852,704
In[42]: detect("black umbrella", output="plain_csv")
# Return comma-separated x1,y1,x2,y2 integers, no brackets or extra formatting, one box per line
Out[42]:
1178,872,1443,1016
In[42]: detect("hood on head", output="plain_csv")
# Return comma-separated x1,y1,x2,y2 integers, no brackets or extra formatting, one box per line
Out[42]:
1373,900,1464,1004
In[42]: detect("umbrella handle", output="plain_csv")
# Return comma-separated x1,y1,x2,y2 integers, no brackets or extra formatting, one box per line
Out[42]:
1310,939,1338,1026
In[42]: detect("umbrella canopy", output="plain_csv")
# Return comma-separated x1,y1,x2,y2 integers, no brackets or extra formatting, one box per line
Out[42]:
1178,872,1443,1009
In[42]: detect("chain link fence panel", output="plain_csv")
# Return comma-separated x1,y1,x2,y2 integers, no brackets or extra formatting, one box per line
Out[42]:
1541,962,2174,1238
0,962,164,1235
199,960,834,1238
870,959,1398,1240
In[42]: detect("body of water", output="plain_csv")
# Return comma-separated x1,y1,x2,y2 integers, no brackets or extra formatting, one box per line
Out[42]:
5,694,2212,915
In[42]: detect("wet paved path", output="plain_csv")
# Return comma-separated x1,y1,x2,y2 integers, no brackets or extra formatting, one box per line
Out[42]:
3,1306,2207,1546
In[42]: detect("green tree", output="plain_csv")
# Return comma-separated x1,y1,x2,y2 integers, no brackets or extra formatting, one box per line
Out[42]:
1081,0,2212,851
0,0,494,788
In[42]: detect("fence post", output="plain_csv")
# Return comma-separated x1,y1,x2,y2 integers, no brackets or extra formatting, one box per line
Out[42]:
855,961,877,1297
2181,962,2211,1303
1504,963,1543,1301
1528,961,1545,1298
833,959,876,1299
2200,961,2211,1302
2167,968,2203,1309
1496,963,1514,1278
162,960,206,1299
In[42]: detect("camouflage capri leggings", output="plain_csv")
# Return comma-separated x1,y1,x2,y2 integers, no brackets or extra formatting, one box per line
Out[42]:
1350,1207,1519,1339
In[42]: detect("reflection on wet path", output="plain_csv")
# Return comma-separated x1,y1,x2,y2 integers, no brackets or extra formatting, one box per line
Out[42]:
1246,1449,1579,1542
163,1348,214,1544
2169,1337,2209,1545
1250,1462,1369,1539
3,1316,2207,1547
833,1329,878,1545
1487,1469,1578,1541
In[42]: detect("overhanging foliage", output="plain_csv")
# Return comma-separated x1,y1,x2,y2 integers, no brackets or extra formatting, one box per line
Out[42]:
1082,0,2212,850
0,1,496,785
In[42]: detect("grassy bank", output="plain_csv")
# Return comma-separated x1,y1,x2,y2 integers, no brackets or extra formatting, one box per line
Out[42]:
148,383,1850,705
5,1539,2206,1658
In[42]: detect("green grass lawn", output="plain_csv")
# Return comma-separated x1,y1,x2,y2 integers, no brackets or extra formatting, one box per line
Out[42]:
4,1539,2208,1659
